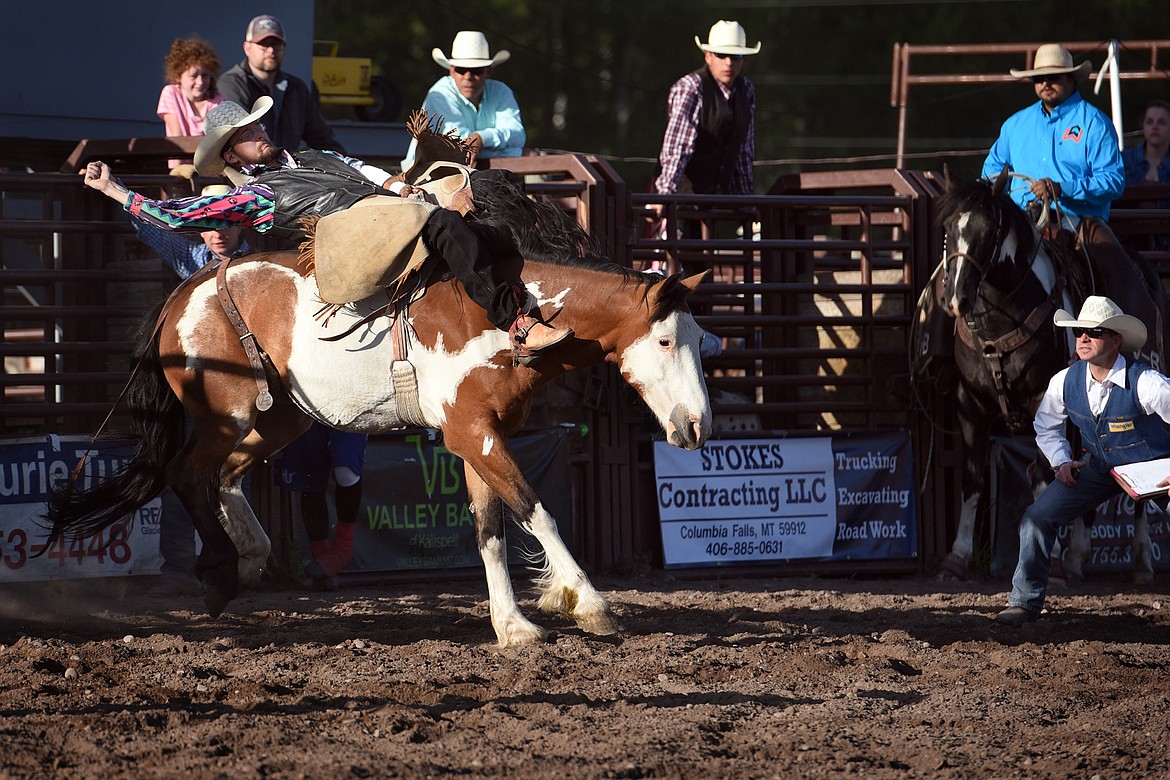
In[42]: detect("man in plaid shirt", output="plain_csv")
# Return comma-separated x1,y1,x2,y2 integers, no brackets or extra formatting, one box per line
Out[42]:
654,20,760,199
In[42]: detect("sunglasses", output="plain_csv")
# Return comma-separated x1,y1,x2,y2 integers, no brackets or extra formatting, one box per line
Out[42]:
1031,75,1066,84
454,66,488,76
712,53,745,62
1071,327,1115,339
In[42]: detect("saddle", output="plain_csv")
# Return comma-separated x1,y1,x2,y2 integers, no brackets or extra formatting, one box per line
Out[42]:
305,109,479,306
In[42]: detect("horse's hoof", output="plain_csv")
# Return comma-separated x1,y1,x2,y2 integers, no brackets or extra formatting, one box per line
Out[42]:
203,581,233,618
1133,572,1155,585
575,611,622,637
496,619,549,648
936,554,968,581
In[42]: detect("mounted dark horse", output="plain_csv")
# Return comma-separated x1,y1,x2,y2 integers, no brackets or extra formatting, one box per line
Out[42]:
45,175,713,647
919,168,1167,581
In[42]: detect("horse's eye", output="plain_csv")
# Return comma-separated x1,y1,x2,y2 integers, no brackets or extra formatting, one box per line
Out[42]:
659,338,672,348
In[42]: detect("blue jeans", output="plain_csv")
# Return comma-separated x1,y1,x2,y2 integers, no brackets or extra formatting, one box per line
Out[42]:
1009,461,1166,611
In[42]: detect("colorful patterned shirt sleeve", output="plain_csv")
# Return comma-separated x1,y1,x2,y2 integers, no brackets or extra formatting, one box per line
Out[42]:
654,73,703,194
124,184,276,234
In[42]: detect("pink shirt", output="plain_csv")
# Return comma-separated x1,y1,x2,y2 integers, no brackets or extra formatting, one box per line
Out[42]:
156,84,223,137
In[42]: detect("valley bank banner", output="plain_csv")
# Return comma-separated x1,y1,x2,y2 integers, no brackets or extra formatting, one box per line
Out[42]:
654,431,916,567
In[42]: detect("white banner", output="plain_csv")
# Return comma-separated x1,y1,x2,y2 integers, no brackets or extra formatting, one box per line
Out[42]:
655,437,837,566
0,435,162,582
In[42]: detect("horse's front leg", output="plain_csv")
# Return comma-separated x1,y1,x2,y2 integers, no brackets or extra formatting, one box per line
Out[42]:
456,435,618,644
463,466,548,647
939,392,985,580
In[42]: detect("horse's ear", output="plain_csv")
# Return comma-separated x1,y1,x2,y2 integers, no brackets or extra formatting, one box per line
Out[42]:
679,270,711,294
992,164,1011,196
944,164,955,192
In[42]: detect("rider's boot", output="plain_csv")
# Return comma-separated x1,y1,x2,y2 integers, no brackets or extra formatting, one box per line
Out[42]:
510,314,574,366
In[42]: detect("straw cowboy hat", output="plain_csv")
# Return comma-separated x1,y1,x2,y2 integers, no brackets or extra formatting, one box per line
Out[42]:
1054,295,1147,352
694,20,761,56
432,31,510,69
1010,43,1092,81
194,96,274,177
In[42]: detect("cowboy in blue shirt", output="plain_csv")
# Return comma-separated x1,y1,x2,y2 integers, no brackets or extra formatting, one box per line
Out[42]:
401,31,525,169
983,44,1125,228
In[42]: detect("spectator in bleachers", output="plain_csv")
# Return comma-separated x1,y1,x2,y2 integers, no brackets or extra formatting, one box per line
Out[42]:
157,37,225,169
218,14,343,153
401,31,524,169
1122,99,1170,186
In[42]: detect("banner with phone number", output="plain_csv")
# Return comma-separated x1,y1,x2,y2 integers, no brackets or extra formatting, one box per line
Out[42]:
654,431,916,567
0,435,162,582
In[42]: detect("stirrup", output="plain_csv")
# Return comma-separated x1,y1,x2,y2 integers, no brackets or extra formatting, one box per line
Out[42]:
510,315,573,366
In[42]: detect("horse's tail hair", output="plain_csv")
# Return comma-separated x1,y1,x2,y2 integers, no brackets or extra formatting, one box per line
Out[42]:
42,309,185,546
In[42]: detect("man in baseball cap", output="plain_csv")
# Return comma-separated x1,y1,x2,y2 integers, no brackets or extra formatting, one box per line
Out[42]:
218,14,342,153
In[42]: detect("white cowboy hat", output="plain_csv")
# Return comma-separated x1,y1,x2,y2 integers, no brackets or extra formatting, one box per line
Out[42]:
694,20,761,56
200,184,233,197
194,96,273,177
432,31,510,69
1010,44,1092,81
1054,295,1147,352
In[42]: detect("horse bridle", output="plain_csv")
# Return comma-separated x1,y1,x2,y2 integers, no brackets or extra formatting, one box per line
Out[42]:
946,212,1059,432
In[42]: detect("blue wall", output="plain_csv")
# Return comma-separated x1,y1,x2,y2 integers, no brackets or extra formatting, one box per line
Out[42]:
0,1,316,142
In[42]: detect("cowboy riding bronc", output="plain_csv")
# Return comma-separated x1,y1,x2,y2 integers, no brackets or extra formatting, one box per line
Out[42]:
80,97,572,365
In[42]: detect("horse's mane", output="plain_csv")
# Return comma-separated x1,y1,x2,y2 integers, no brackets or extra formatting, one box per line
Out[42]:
937,177,1037,266
471,170,616,270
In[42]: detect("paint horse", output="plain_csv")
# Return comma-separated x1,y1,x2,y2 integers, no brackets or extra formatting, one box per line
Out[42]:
47,207,712,648
929,169,1165,583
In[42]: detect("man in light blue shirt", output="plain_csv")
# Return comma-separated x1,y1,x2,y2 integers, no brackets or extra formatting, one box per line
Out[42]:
401,31,525,169
982,43,1124,228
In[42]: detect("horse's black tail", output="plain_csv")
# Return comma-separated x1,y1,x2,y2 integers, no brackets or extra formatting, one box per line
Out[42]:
43,311,184,545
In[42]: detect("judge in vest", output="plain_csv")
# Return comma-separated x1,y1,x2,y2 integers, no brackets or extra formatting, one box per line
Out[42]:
653,20,759,200
997,296,1170,626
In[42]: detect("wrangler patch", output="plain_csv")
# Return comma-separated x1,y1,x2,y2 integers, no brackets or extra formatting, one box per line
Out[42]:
1109,420,1135,432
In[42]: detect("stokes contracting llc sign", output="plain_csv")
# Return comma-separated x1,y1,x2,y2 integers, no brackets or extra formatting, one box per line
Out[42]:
654,431,915,567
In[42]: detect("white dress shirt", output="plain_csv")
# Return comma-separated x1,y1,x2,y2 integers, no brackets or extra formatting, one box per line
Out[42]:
1033,354,1170,468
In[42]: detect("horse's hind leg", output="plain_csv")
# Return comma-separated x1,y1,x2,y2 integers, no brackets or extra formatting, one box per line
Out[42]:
1132,504,1154,584
166,418,248,617
218,412,312,587
1065,514,1091,581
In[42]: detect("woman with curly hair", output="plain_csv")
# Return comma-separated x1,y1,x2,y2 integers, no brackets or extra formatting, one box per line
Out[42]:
158,37,225,166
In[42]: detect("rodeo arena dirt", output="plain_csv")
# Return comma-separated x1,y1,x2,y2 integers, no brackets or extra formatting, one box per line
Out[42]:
9,44,1170,779
2,575,1170,778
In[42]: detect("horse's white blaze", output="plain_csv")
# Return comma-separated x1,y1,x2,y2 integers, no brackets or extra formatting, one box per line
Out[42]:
948,213,972,316
619,311,711,443
281,273,505,431
482,435,494,457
